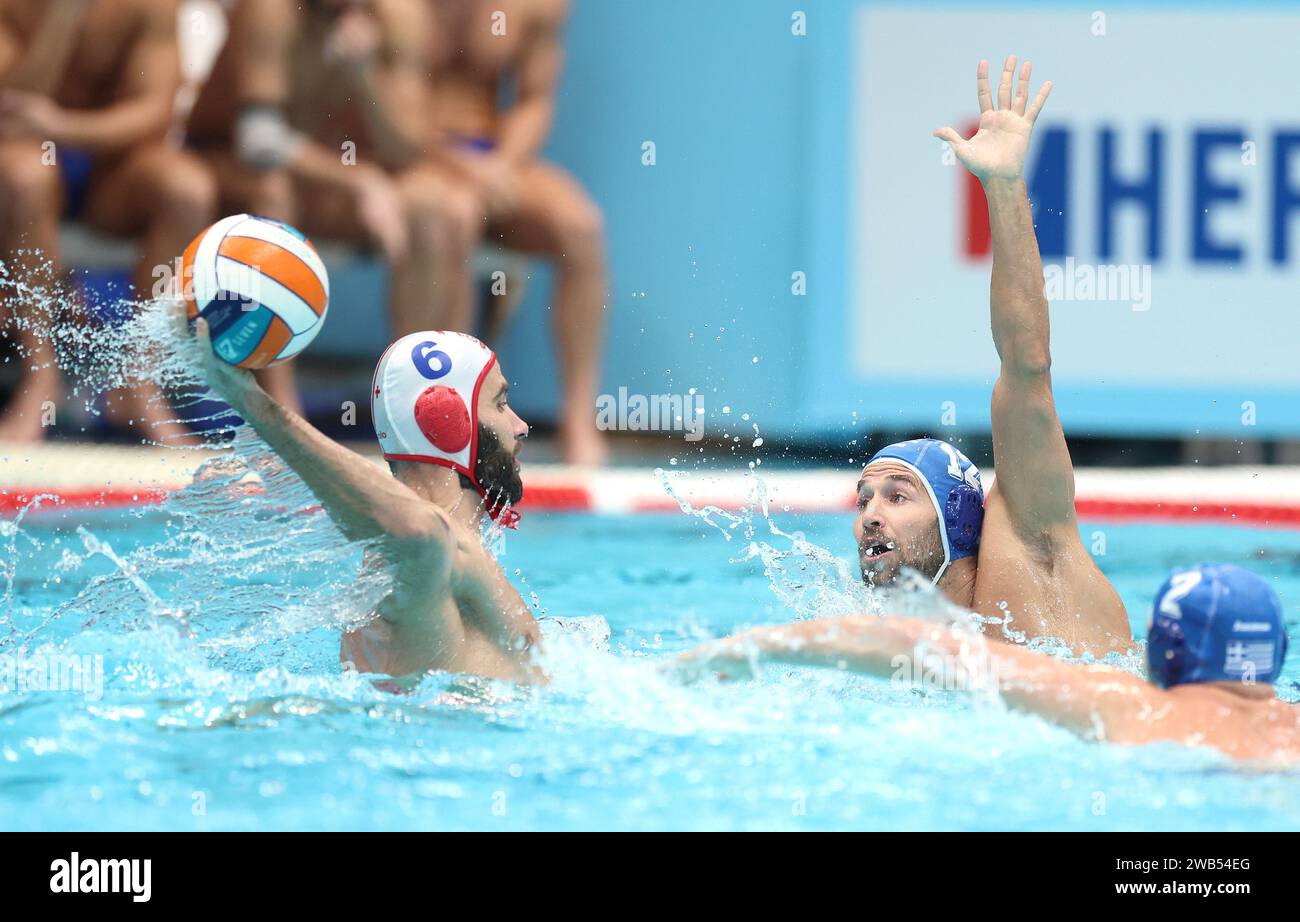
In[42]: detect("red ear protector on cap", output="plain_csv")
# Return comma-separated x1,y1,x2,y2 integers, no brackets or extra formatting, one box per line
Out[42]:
414,386,472,454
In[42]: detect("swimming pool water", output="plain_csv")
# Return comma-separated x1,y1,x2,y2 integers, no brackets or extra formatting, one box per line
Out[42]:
2,472,1299,831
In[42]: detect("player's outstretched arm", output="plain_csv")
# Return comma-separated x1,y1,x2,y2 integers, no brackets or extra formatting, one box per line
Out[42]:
195,319,454,571
993,652,1161,742
676,616,974,683
935,57,1076,537
677,614,1160,745
677,617,894,682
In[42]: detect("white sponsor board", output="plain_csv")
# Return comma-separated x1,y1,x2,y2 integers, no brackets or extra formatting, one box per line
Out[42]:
852,7,1300,395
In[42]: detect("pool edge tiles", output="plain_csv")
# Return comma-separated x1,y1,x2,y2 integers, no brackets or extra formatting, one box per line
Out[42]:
4,441,1300,525
0,442,209,513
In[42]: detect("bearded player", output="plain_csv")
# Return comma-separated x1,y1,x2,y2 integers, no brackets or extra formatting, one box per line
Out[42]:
198,319,541,683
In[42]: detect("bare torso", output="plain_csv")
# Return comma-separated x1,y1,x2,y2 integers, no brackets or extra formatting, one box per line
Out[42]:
0,0,155,110
340,513,540,683
972,483,1131,653
426,0,560,140
187,0,413,148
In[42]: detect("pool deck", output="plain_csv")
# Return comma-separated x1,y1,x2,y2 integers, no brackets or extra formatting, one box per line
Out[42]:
3,441,1300,526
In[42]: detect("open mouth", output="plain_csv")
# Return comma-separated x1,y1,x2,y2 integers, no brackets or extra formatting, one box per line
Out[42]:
861,540,896,562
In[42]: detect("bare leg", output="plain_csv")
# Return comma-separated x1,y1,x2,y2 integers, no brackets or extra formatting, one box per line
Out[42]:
0,140,65,443
393,166,480,336
491,162,608,466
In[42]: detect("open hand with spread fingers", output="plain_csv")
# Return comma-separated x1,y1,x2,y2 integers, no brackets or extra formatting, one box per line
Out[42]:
933,55,1052,184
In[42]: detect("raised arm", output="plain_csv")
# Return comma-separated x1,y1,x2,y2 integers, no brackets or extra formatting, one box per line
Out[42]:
677,615,1159,741
195,319,454,586
934,57,1076,536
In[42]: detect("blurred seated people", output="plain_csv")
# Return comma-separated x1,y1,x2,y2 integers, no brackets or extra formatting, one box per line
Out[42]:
0,0,212,443
417,0,608,465
186,0,435,414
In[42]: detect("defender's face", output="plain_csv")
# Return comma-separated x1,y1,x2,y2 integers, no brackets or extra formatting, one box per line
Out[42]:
853,462,946,585
476,363,528,470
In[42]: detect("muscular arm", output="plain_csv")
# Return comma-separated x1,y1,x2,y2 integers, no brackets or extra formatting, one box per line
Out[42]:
937,57,1075,538
681,617,927,680
986,176,1077,534
495,0,568,166
679,615,1161,741
195,320,455,611
344,0,433,169
40,0,178,153
231,1,408,259
237,0,364,192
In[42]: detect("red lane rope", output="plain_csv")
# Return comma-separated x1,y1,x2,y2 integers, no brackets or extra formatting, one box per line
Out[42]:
0,488,170,512
5,485,1300,528
1073,498,1300,528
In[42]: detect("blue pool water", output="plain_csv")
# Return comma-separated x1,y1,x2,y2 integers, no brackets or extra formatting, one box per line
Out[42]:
2,457,1299,831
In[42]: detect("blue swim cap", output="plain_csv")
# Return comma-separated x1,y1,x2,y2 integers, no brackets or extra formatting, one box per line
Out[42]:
1148,564,1289,688
863,438,985,583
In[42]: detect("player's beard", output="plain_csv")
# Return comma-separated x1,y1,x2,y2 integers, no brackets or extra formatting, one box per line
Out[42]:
903,538,945,582
860,520,945,585
474,422,524,508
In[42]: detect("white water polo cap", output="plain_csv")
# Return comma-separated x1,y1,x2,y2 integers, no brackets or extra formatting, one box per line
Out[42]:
372,332,515,520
